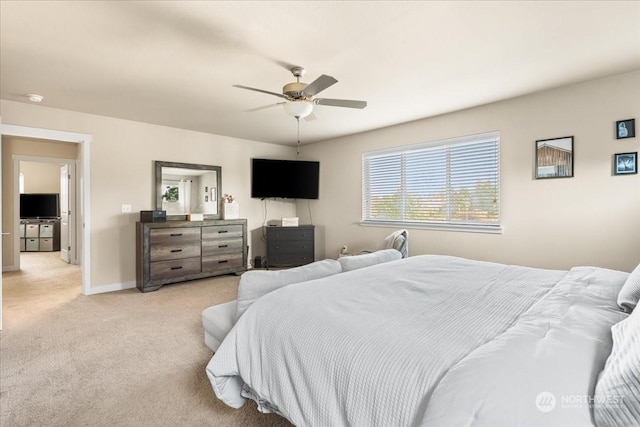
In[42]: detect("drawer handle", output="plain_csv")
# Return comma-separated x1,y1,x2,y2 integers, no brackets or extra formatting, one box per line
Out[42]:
170,233,183,237
170,249,183,253
218,230,228,234
170,266,183,270
218,244,228,248
218,260,229,264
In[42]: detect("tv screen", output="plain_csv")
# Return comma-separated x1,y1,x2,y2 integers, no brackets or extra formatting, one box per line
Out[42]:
251,158,319,199
20,193,60,218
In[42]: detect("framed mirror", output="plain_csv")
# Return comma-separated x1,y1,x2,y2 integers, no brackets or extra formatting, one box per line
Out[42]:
155,161,222,220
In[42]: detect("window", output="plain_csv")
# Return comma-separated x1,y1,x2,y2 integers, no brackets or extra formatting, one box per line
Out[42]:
362,131,501,233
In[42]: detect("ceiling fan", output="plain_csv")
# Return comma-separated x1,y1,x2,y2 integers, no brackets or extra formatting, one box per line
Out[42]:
233,66,367,119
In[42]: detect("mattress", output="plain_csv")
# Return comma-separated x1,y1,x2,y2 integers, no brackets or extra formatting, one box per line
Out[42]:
207,255,628,426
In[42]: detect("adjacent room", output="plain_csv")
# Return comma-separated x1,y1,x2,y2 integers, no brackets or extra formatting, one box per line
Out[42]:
1,1,639,426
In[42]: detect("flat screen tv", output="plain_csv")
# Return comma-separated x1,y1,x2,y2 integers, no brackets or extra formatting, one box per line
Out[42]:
20,193,60,219
251,158,319,200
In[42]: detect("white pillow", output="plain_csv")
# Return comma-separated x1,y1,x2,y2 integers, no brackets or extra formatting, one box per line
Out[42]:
338,249,402,272
593,307,640,427
383,229,408,258
235,259,342,320
617,263,640,313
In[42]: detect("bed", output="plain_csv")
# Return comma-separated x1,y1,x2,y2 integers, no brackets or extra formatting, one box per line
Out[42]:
206,254,639,426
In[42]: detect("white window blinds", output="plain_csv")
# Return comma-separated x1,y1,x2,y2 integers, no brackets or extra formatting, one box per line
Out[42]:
362,131,501,231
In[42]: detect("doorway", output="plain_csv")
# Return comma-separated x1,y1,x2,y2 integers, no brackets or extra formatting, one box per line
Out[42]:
1,124,92,331
16,156,77,268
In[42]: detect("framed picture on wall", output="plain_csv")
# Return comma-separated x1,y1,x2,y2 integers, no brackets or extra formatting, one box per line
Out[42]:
535,136,574,179
616,119,635,139
614,152,637,175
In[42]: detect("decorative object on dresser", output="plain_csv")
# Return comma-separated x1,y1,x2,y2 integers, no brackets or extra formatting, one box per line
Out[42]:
20,219,61,252
222,194,239,220
139,210,166,223
136,219,247,292
265,225,314,268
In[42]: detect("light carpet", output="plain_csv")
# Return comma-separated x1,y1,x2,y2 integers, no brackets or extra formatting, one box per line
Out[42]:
0,252,292,426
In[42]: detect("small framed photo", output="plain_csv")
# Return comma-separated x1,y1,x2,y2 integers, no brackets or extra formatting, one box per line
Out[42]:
535,136,574,179
614,152,637,175
616,119,635,139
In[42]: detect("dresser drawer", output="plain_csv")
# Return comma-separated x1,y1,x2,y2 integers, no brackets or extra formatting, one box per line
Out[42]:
150,227,200,244
266,227,314,242
150,241,201,262
202,253,244,272
150,257,201,280
268,251,314,267
202,225,244,240
202,237,243,256
267,241,313,267
267,240,313,254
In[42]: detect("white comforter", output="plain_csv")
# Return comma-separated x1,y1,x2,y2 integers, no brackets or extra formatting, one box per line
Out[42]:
207,255,628,426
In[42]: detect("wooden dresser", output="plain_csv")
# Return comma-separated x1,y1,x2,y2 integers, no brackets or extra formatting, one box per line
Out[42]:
265,225,315,268
136,219,247,292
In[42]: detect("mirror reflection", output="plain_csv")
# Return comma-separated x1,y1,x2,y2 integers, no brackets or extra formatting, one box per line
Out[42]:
155,161,222,220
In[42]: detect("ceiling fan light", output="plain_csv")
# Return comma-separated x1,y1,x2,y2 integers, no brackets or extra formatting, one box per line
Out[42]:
284,100,313,118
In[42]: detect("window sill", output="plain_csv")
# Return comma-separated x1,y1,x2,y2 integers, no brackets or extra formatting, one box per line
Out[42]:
360,220,503,234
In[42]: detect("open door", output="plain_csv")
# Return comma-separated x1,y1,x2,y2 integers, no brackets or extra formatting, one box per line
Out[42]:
1,136,4,330
59,163,75,264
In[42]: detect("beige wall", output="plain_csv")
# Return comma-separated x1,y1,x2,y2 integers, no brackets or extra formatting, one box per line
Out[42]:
1,136,79,268
1,101,297,291
2,70,638,291
298,70,640,272
21,160,63,193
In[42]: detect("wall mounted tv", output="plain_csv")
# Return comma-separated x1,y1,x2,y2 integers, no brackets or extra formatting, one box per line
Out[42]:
20,193,60,219
251,158,319,200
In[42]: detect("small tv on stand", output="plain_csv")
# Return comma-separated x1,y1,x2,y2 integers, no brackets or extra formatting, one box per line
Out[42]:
20,193,60,219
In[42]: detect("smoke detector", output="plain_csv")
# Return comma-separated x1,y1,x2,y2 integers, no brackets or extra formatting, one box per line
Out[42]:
26,94,44,103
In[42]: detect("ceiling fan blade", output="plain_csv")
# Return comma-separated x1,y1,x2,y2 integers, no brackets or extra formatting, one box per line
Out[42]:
233,84,288,99
303,74,338,97
245,102,285,112
314,98,367,109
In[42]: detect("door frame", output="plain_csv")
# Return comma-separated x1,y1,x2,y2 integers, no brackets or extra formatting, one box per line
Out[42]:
13,156,78,266
1,124,91,298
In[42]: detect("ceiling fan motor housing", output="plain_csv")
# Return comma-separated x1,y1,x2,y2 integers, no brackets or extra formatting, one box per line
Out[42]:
283,82,308,100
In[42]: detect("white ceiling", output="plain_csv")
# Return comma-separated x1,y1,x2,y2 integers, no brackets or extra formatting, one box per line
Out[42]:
1,1,639,146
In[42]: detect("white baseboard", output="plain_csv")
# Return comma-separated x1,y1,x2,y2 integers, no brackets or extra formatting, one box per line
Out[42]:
2,265,18,272
85,281,136,295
